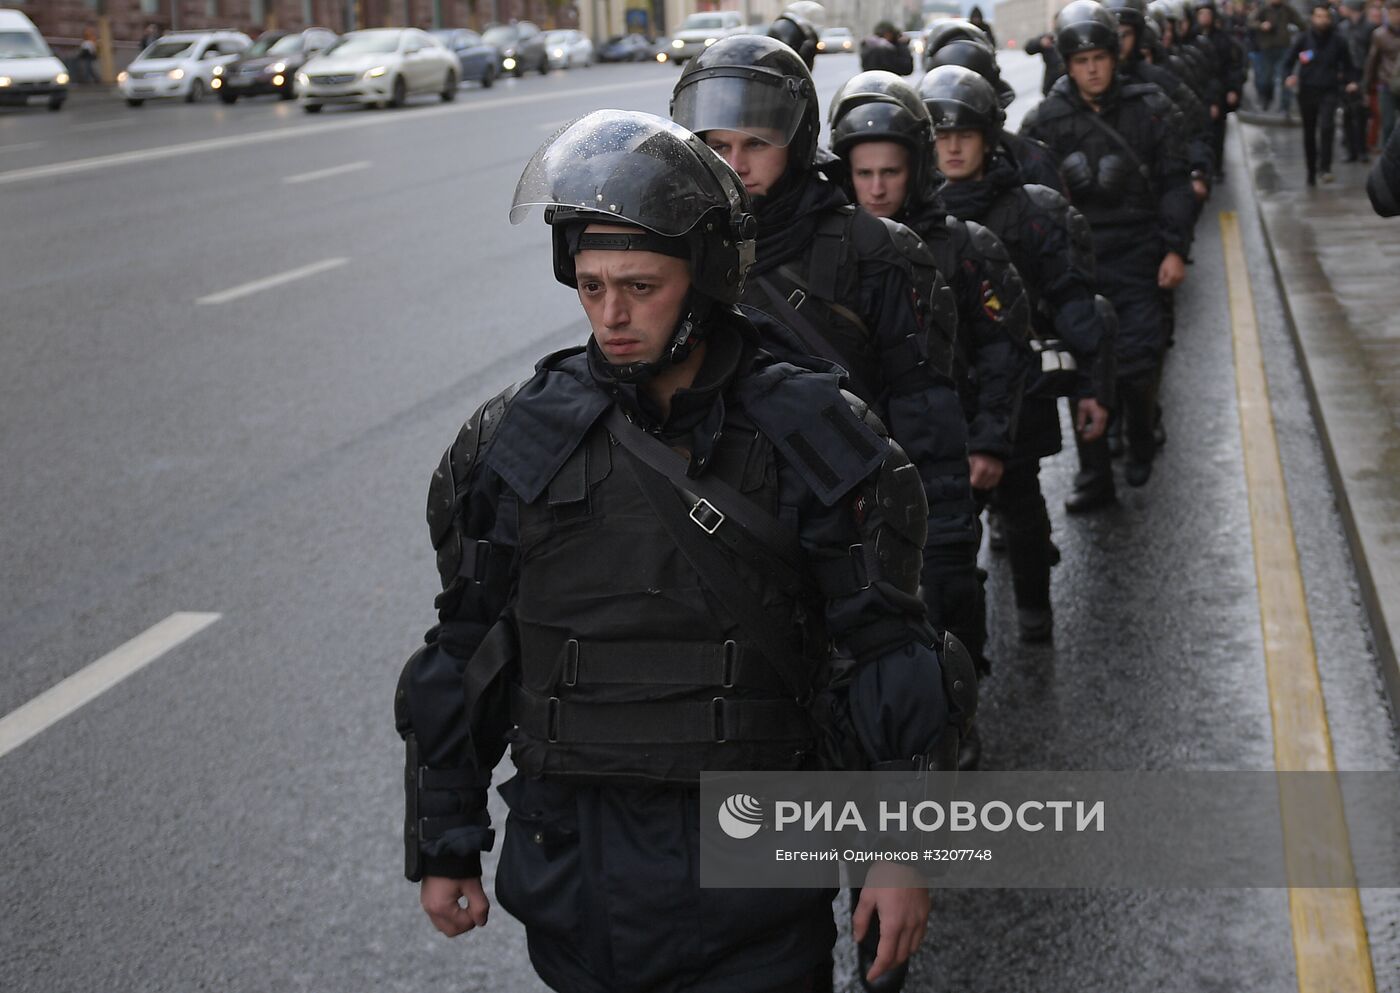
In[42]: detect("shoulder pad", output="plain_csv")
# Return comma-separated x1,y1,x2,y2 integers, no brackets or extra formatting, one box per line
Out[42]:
1123,80,1174,112
428,381,521,587
1022,183,1068,212
876,216,939,268
736,365,888,506
483,357,612,504
961,218,1013,264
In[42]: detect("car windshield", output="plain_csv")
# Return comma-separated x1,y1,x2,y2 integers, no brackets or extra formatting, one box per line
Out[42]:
325,31,400,55
823,28,851,37
266,34,304,54
0,31,51,58
482,26,518,45
681,14,725,30
245,33,287,56
545,31,572,43
142,39,196,60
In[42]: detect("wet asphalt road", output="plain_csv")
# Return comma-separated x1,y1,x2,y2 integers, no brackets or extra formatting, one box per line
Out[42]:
1,50,1397,993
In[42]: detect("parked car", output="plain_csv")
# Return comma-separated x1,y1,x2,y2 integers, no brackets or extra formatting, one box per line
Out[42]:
598,33,655,62
0,9,68,111
666,10,745,63
817,26,854,53
296,28,458,113
544,30,593,69
430,28,499,87
118,29,250,106
482,21,547,76
212,27,336,103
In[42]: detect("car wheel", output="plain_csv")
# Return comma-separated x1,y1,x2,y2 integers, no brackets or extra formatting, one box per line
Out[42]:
538,57,549,75
185,78,204,103
126,98,144,107
513,62,523,77
481,67,494,88
278,86,295,101
218,90,237,104
48,95,65,111
440,69,457,101
389,75,407,108
303,102,322,113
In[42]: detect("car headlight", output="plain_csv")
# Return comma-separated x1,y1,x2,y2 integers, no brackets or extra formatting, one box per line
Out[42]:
211,77,222,88
502,57,516,70
271,62,286,74
552,48,564,57
365,66,388,78
672,39,683,48
656,51,668,62
704,37,717,46
272,74,285,86
55,72,70,85
816,41,826,50
297,71,310,85
168,68,184,80
212,65,223,76
0,77,10,87
117,70,129,83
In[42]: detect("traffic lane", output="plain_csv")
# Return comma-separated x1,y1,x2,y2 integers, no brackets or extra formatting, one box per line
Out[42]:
0,62,662,172
0,63,682,711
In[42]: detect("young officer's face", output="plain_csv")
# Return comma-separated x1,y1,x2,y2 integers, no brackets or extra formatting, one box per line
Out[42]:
703,128,789,197
1118,24,1137,59
849,141,911,218
1068,49,1116,98
934,129,986,181
574,225,693,366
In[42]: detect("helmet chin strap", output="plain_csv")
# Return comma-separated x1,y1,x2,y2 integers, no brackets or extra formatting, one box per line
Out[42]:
603,291,713,384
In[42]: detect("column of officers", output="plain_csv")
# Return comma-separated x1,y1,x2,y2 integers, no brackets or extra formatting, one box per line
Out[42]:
393,1,1224,991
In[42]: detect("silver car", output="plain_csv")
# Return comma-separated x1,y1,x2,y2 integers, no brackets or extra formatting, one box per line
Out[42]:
296,28,458,112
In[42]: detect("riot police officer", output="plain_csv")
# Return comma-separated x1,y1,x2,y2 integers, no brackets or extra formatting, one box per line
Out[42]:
1021,0,1194,507
396,109,973,993
1188,0,1246,177
924,65,1116,641
768,9,820,69
670,36,986,679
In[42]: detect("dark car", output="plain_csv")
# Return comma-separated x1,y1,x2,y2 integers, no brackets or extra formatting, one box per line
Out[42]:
481,21,547,75
430,28,500,86
214,26,336,102
599,33,657,62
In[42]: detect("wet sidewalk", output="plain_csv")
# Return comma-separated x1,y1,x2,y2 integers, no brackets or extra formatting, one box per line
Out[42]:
1240,118,1400,717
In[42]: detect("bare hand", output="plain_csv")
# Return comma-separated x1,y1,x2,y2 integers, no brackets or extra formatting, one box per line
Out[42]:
852,865,930,985
1076,398,1111,442
968,453,1004,490
1227,90,1239,107
1157,251,1186,289
1260,20,1272,31
1210,103,1221,120
421,876,490,937
1346,82,1359,93
1285,74,1298,89
1192,177,1210,199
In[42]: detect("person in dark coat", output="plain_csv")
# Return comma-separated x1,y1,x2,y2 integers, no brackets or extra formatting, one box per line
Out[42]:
1285,1,1363,184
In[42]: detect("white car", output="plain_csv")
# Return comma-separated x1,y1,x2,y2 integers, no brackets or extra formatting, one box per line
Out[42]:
297,28,459,112
817,27,855,53
0,9,69,111
117,30,250,106
667,11,745,63
545,30,593,69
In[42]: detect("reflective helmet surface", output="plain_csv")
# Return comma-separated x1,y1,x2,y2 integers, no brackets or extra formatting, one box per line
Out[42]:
671,34,821,171
917,64,1004,134
1104,0,1149,28
511,109,756,304
828,70,935,194
924,38,1016,108
767,12,819,69
784,0,827,31
923,18,992,55
1055,0,1121,57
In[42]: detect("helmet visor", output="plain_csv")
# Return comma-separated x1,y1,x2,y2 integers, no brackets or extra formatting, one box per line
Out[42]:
510,110,724,235
671,68,808,147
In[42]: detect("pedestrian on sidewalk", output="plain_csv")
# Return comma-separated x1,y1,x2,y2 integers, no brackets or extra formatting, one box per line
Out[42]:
75,28,100,84
1286,1,1362,185
1339,0,1376,160
1365,0,1400,142
1248,0,1305,113
138,23,160,53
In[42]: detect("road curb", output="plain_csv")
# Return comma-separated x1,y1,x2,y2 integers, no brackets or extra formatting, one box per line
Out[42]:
1237,120,1400,731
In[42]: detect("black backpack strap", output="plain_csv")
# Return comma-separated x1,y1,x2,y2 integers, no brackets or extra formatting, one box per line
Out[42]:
752,274,876,400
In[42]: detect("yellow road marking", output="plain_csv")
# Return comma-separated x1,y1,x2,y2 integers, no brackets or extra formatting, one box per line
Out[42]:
1221,211,1376,993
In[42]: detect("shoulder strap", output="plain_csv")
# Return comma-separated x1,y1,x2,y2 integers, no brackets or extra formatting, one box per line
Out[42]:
1080,109,1151,179
752,274,876,400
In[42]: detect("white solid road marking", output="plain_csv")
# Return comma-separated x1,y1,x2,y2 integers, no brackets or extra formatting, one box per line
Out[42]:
0,140,45,153
282,159,372,184
197,256,349,305
0,612,221,760
0,79,671,187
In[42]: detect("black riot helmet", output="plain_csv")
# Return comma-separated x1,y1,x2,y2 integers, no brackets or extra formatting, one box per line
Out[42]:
918,64,1004,136
1056,0,1121,58
923,17,992,55
671,34,821,174
767,11,819,69
511,110,757,377
1105,0,1149,28
923,38,1016,109
828,70,936,198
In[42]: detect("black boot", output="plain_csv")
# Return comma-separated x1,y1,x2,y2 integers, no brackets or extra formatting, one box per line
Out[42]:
1018,606,1054,642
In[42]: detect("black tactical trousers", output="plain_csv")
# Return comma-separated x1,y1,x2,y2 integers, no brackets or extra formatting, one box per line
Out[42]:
990,457,1052,610
1074,369,1161,491
1299,87,1341,177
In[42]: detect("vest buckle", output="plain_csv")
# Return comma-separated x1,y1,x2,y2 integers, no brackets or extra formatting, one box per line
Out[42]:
712,697,728,743
689,498,725,535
